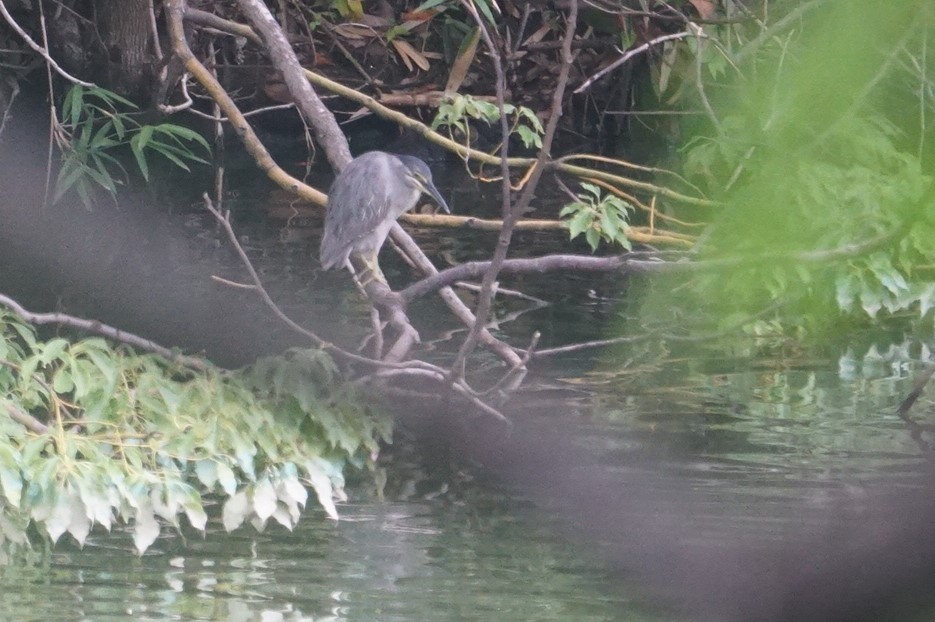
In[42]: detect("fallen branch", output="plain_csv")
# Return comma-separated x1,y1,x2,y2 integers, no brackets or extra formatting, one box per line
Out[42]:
401,213,695,246
165,0,327,205
897,364,935,420
180,5,712,208
235,0,350,171
399,253,681,303
0,293,210,371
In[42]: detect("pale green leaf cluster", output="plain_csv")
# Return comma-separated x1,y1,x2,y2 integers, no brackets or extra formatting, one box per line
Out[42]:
559,183,633,252
0,313,389,554
56,85,211,208
669,1,935,333
431,94,545,149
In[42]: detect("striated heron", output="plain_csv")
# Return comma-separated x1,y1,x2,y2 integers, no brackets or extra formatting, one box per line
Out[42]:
320,151,450,284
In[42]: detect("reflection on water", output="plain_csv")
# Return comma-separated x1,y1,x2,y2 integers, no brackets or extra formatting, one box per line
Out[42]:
0,494,648,622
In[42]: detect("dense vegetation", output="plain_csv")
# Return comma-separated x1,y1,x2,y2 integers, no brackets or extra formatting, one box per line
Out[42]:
0,0,933,555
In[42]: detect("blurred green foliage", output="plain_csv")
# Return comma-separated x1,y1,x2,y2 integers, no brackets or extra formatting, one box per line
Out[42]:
666,0,935,334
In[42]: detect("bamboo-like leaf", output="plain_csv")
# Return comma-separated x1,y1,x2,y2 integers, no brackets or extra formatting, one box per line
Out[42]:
391,39,430,72
445,27,480,93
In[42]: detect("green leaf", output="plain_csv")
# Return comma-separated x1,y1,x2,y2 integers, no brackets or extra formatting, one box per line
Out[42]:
580,183,602,199
216,461,237,496
474,0,496,26
52,368,75,394
147,143,192,171
252,478,277,521
415,0,449,11
152,124,211,153
195,459,218,489
567,209,592,239
184,497,207,531
90,121,118,149
305,459,338,520
133,502,160,555
222,491,248,532
516,125,542,149
63,85,85,128
600,209,619,241
40,338,69,365
45,488,74,543
585,226,601,251
0,445,23,508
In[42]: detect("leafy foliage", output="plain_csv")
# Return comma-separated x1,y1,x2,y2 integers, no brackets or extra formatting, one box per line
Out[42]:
55,86,210,208
432,94,544,150
0,313,389,554
667,1,935,333
560,183,633,252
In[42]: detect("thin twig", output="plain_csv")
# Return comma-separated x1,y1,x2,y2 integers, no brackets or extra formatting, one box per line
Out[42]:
447,0,579,385
575,31,697,94
0,0,94,87
3,402,49,434
185,102,297,122
363,367,512,427
201,194,441,374
532,334,646,358
400,253,681,303
0,78,18,138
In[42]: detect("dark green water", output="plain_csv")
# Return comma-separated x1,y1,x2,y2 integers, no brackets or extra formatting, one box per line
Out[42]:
2,174,934,621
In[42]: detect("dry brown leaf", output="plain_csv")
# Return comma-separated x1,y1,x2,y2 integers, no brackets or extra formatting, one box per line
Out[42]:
522,24,551,46
445,27,480,94
687,0,716,19
401,10,435,24
332,23,375,40
359,14,391,28
391,39,430,72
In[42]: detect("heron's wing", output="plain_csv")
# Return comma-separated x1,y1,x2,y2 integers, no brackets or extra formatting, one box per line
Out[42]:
320,157,396,268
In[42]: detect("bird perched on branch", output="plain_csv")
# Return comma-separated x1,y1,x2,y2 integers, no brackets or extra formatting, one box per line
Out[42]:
319,151,450,284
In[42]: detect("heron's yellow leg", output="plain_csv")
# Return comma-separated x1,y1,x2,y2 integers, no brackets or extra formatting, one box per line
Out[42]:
353,253,387,288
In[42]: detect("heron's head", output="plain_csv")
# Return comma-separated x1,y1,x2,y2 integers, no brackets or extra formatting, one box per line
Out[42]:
398,156,451,214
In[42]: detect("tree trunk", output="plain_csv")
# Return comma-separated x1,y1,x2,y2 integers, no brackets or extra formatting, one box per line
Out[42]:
91,0,155,103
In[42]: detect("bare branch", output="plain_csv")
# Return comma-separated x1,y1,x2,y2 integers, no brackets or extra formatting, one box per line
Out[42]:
0,0,95,87
400,253,680,303
163,0,327,206
575,31,697,94
234,0,351,171
0,293,210,371
447,1,580,383
3,402,49,434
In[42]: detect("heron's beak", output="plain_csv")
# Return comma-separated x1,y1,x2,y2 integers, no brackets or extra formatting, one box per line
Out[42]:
423,182,450,214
